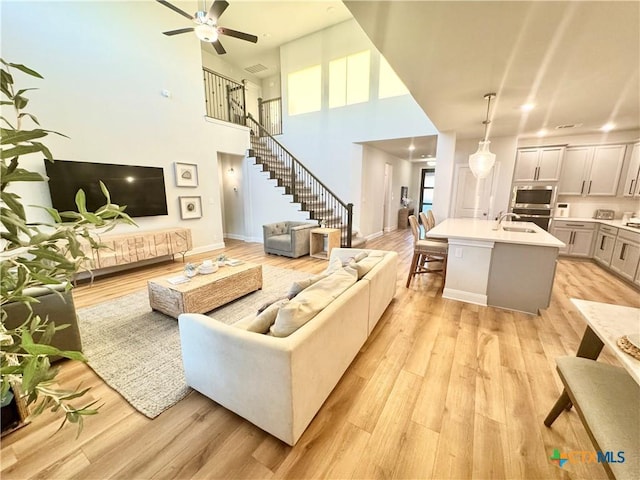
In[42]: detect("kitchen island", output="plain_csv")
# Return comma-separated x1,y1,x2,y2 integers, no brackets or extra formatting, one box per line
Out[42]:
428,218,565,314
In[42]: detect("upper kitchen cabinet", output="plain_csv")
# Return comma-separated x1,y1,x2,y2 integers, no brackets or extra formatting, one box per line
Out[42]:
621,142,640,198
513,146,565,182
558,144,626,196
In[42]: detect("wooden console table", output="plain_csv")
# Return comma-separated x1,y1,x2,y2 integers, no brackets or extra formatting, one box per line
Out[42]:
80,228,192,270
309,228,341,260
397,207,414,229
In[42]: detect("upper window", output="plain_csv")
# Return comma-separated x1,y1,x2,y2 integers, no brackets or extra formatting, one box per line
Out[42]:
288,65,321,116
329,50,370,108
379,57,409,99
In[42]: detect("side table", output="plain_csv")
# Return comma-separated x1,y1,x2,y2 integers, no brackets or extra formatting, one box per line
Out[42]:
309,228,341,260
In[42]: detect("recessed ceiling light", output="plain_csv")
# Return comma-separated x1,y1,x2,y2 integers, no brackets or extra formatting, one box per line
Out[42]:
262,33,272,38
537,129,548,137
601,122,615,132
420,154,426,158
520,103,535,112
408,145,415,151
426,154,433,158
427,161,437,167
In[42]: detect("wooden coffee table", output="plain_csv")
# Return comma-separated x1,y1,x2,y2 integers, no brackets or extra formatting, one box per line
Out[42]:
147,262,262,319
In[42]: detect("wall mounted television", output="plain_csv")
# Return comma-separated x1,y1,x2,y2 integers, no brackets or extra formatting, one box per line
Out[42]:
45,160,168,218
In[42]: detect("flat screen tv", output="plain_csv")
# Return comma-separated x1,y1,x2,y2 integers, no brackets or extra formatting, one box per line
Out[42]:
45,160,168,218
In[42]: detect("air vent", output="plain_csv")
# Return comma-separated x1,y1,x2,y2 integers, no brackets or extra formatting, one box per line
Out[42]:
245,64,268,74
555,123,583,130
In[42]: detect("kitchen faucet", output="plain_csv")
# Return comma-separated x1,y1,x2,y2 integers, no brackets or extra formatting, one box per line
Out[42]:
493,212,521,230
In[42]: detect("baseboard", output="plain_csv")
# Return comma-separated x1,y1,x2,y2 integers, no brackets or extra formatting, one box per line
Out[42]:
383,226,397,233
365,231,384,241
186,242,226,256
223,233,246,241
442,288,488,306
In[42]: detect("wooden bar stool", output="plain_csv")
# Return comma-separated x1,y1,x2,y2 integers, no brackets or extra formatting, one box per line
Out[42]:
406,215,448,288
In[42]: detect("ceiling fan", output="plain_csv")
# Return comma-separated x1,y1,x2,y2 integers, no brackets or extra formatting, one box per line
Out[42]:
156,0,258,54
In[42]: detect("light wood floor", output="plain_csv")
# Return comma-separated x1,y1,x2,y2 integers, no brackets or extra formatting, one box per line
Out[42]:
2,229,639,480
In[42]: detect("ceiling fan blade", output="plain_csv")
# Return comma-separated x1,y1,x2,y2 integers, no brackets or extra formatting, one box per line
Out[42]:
208,0,229,21
218,27,258,44
212,40,226,55
156,0,194,20
163,27,195,36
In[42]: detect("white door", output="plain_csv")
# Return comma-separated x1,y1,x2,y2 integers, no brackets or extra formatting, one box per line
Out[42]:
453,164,497,219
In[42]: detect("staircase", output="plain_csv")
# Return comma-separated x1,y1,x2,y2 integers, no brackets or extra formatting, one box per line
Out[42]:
245,114,366,249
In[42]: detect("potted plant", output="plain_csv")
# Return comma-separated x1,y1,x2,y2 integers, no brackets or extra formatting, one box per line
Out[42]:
1,59,134,435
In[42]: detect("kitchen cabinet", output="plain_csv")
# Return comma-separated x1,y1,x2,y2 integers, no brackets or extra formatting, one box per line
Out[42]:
552,220,595,257
558,145,626,196
609,230,640,282
621,142,640,197
513,147,564,182
593,225,618,266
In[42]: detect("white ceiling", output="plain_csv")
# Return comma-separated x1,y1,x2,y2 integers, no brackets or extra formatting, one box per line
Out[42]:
345,0,640,140
163,1,639,158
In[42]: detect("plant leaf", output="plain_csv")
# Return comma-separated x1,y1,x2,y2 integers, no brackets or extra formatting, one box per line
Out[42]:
6,62,44,79
0,128,48,145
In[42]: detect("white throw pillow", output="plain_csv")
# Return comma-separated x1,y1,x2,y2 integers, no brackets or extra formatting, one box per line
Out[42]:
354,255,383,279
269,267,357,337
246,299,289,334
287,272,329,299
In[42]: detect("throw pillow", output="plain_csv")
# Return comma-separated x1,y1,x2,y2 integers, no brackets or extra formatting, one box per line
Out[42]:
246,299,289,334
287,273,329,299
353,251,369,262
257,295,288,314
354,255,383,279
270,267,357,337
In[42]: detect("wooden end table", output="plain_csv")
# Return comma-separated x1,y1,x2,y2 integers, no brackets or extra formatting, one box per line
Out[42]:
147,262,262,319
309,228,341,260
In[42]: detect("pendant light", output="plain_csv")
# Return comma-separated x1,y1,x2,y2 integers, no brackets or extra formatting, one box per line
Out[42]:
469,93,497,179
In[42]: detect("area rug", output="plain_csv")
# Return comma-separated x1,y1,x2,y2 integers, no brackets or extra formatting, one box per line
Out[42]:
76,265,310,418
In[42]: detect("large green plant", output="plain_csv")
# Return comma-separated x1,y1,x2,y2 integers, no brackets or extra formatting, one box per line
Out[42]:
0,59,134,434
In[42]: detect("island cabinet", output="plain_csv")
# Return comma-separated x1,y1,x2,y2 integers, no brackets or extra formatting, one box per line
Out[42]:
551,220,596,257
558,144,626,196
427,218,565,315
513,146,564,182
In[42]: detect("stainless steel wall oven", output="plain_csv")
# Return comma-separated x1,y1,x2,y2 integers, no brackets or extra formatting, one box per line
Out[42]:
510,185,557,231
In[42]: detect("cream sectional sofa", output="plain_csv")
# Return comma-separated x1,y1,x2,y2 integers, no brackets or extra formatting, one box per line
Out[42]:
178,248,398,445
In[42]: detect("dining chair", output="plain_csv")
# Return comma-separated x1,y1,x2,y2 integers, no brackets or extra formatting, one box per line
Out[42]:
419,211,447,244
406,215,448,289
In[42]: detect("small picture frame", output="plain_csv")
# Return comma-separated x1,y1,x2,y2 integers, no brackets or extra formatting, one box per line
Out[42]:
179,196,202,220
174,162,198,187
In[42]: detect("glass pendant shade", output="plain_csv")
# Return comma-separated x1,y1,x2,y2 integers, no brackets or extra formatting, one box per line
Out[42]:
195,24,218,42
469,140,496,179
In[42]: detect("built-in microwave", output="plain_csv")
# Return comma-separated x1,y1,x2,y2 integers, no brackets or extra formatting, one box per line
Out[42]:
511,185,556,209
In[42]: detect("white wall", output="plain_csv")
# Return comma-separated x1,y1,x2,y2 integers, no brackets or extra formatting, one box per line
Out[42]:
277,19,437,225
359,145,412,238
2,0,252,254
453,136,519,219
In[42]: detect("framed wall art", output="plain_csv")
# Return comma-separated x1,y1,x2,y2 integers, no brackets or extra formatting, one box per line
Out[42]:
179,196,202,220
174,162,198,187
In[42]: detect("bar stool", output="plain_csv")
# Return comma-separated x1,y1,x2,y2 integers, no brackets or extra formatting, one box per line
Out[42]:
406,215,448,289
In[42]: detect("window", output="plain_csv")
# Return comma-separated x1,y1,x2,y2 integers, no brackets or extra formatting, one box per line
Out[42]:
379,56,409,99
287,65,321,116
329,50,370,108
419,168,435,212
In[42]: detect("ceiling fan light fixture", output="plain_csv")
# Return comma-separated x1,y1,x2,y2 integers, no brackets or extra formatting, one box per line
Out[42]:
195,24,218,42
469,92,497,179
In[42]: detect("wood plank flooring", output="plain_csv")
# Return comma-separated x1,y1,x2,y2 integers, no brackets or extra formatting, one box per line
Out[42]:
2,228,639,479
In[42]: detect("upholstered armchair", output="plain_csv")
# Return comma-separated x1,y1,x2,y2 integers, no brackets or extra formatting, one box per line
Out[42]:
3,283,82,362
262,221,318,258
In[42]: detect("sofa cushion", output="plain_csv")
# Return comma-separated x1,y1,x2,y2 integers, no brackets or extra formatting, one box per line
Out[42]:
354,255,383,280
266,234,292,251
257,295,289,314
234,299,289,334
269,267,357,337
287,273,330,299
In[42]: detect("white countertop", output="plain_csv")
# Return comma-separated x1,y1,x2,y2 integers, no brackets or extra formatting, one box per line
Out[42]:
572,299,640,385
428,218,566,248
554,217,640,234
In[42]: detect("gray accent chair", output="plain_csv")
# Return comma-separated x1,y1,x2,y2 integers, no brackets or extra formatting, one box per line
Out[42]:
263,221,317,258
3,283,82,362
